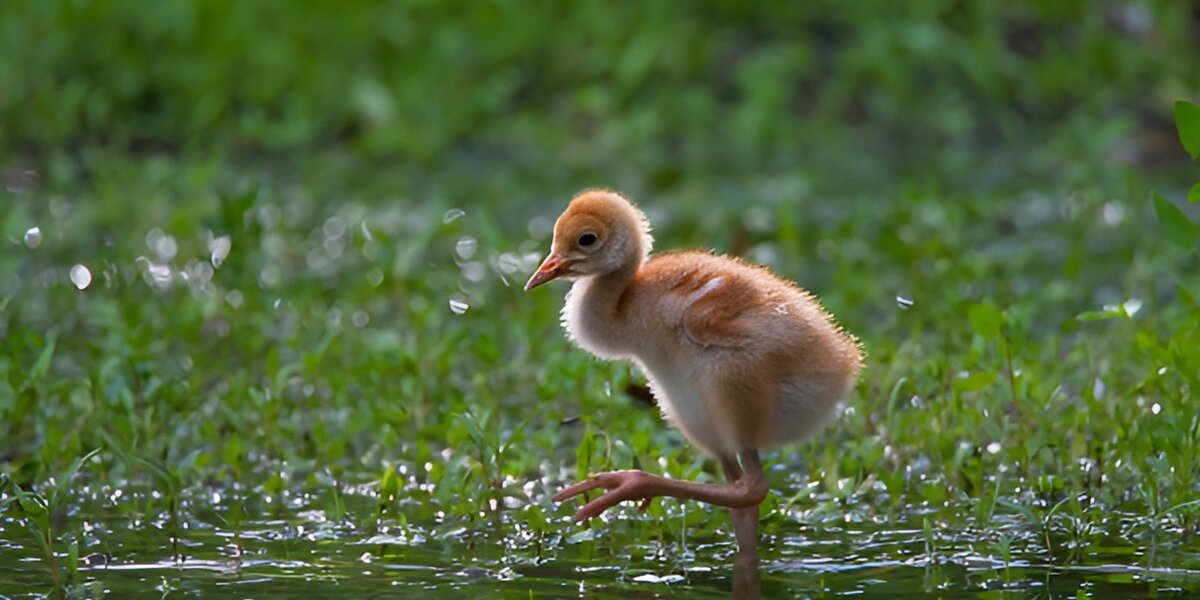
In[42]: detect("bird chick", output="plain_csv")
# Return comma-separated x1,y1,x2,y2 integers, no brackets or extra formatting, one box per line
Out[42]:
526,189,863,557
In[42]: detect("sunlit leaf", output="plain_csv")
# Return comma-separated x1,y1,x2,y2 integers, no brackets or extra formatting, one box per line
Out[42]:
1075,310,1116,322
380,464,399,500
1077,299,1140,322
1188,183,1200,204
67,539,79,582
575,425,592,481
1175,100,1200,159
49,448,101,509
1153,191,1197,251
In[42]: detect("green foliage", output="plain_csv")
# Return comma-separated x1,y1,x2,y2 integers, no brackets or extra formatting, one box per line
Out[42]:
968,302,1003,339
1,449,99,589
1,0,1196,183
0,1,1198,596
1153,191,1198,251
2,151,1194,593
1175,100,1200,159
1151,101,1200,251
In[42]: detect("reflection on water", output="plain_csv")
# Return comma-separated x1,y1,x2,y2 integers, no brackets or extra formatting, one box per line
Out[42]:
3,175,1197,598
733,549,760,599
1,489,1198,597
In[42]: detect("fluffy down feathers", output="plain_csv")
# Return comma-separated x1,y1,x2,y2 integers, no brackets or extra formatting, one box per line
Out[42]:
528,190,863,457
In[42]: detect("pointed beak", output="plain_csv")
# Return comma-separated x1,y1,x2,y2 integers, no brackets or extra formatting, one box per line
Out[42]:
524,251,569,291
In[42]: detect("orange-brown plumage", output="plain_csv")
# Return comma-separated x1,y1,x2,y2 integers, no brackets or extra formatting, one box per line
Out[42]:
525,189,863,562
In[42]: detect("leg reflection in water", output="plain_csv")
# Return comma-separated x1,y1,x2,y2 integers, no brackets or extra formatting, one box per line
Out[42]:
731,516,761,599
724,458,761,600
729,504,758,597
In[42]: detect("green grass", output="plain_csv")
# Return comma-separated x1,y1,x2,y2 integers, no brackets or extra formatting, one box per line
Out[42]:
1,1,1199,595
1,146,1197,596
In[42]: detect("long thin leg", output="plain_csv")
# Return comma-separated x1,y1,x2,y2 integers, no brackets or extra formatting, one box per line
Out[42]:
723,452,762,557
719,455,744,481
554,450,768,522
724,453,762,600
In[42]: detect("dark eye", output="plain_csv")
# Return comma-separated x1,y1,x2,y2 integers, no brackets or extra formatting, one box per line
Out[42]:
578,232,597,247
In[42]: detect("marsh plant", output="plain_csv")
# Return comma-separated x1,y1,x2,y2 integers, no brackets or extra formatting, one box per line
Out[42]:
2,3,1199,596
1,449,99,589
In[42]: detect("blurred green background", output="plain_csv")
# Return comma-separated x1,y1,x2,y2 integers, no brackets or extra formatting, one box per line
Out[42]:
2,1,1199,596
3,0,1196,185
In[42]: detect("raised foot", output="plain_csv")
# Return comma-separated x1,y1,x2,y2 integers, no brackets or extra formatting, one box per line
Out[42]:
552,470,658,522
552,467,768,522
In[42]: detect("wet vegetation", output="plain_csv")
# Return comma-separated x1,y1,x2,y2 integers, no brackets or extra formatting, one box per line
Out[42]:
2,1,1199,597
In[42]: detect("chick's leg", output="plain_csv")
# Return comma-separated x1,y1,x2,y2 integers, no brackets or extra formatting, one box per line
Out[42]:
721,453,762,558
554,451,767,525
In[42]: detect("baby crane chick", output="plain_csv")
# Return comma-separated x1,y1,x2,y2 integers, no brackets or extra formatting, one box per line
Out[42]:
525,190,863,556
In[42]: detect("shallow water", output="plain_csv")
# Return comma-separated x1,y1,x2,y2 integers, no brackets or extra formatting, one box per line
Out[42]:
3,488,1197,598
3,159,1199,598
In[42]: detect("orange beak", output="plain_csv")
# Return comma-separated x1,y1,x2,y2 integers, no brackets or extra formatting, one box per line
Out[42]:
524,251,569,291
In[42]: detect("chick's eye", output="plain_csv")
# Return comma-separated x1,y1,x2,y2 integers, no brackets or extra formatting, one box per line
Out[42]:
578,232,598,247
